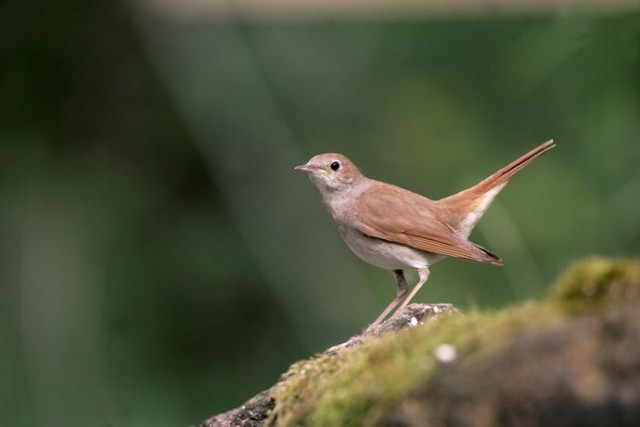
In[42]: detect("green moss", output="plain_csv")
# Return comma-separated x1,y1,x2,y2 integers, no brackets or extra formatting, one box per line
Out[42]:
551,257,640,313
270,306,558,426
268,257,640,426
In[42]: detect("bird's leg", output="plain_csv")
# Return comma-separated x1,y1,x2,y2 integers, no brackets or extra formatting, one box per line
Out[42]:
395,267,430,314
366,270,408,331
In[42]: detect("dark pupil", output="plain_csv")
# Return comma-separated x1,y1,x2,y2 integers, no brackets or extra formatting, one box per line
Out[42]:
330,161,340,171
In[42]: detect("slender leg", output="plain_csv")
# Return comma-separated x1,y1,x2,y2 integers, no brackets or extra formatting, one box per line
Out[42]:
395,267,430,314
366,270,408,331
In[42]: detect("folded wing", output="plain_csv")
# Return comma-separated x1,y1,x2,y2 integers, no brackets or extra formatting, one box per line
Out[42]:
354,185,502,265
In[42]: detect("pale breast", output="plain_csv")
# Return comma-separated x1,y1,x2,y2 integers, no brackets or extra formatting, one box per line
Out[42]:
339,227,443,270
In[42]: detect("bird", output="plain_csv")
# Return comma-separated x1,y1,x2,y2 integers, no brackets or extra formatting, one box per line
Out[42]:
295,139,555,331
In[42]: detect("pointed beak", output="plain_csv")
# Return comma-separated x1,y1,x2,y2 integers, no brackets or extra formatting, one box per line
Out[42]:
294,163,319,173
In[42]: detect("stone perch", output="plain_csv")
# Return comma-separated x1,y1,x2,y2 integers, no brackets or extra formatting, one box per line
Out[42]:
202,257,640,427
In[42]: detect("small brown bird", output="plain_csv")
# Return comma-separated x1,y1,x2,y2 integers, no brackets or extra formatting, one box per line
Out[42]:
296,140,555,331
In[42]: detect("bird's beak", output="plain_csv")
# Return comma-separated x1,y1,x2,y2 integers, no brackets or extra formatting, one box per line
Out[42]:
294,163,319,173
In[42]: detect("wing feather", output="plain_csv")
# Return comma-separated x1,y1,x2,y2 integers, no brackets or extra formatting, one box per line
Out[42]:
354,184,501,264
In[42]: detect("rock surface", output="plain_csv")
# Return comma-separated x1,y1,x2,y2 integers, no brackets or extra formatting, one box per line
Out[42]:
202,257,640,427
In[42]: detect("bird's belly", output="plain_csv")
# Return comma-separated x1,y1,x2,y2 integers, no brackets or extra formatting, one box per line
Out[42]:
341,229,443,270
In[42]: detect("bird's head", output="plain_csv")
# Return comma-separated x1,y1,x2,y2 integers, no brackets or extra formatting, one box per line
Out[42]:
295,153,364,194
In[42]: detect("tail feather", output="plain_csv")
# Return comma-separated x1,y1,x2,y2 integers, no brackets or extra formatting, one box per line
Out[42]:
440,139,555,237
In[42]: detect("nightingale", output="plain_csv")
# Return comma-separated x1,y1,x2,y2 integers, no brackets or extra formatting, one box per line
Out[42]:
295,139,555,331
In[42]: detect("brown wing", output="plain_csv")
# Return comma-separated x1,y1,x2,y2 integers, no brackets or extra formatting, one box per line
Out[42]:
353,184,502,265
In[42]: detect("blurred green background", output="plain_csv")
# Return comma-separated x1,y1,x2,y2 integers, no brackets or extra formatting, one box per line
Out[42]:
1,0,639,425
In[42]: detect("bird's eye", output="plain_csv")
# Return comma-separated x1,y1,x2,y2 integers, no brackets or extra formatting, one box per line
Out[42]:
330,161,341,171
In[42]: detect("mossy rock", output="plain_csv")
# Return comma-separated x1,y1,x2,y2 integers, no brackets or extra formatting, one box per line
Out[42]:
552,257,640,313
203,257,640,427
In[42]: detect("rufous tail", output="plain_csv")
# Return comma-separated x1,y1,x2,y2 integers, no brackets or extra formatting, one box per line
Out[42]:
440,139,555,236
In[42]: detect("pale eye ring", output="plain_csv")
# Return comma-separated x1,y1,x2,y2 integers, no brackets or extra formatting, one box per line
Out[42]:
330,161,341,171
